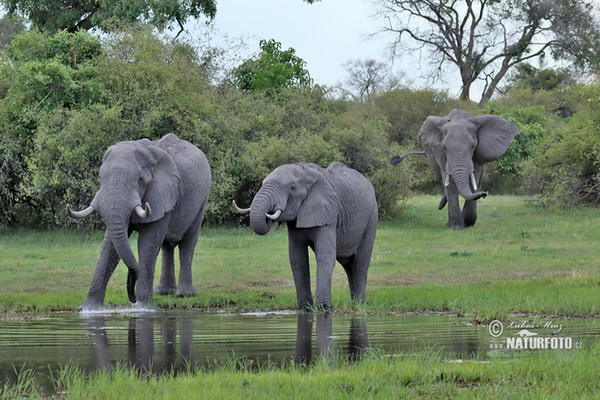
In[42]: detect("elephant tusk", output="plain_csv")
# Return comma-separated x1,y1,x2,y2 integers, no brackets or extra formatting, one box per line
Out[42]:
444,174,450,187
135,202,151,219
470,173,478,191
266,209,282,220
232,200,251,214
66,204,96,219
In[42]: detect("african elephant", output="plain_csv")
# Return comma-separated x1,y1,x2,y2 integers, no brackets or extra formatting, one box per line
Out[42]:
233,162,378,310
67,133,211,310
392,109,518,230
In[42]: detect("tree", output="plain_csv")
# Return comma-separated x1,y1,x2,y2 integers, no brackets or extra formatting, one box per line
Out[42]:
0,0,217,34
505,63,575,92
375,0,600,107
338,58,404,102
232,39,313,92
0,15,25,49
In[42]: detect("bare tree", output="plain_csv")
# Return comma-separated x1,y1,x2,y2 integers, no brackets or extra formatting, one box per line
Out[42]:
339,58,404,102
375,0,600,107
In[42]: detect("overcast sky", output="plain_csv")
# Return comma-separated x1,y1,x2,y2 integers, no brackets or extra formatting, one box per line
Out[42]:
184,0,410,89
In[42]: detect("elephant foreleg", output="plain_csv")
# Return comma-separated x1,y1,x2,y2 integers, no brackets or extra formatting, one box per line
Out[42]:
462,166,483,227
135,220,168,308
80,232,120,311
314,226,337,310
445,180,465,230
462,200,478,227
288,228,313,310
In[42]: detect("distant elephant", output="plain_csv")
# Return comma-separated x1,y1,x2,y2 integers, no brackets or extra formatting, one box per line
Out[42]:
234,162,378,310
392,109,518,230
67,133,211,310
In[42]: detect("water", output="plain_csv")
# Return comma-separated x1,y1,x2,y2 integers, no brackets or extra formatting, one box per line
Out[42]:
1,310,599,388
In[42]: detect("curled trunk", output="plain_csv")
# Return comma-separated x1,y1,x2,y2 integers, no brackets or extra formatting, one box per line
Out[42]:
452,171,487,201
249,197,271,235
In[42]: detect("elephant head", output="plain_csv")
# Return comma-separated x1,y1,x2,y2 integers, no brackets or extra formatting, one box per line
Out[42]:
418,109,518,202
233,163,339,235
67,139,182,301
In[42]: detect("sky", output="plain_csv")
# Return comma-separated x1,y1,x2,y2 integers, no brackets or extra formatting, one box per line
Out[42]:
183,0,413,90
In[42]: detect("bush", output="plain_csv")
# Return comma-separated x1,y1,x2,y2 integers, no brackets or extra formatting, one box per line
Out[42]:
524,82,600,204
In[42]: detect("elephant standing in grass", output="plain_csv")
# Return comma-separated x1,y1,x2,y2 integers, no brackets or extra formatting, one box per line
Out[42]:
234,162,378,310
392,109,518,230
68,133,211,310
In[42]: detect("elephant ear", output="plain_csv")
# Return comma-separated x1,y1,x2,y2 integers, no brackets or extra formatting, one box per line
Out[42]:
418,116,448,151
132,145,182,224
471,115,519,164
296,164,339,229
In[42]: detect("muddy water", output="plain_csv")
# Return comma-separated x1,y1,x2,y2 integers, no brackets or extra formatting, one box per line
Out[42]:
1,311,599,386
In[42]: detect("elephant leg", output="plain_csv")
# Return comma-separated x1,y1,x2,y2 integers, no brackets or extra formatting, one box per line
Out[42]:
288,228,313,310
135,220,168,308
80,232,120,311
154,243,176,295
313,226,337,310
462,200,478,227
445,182,465,230
175,211,204,297
347,215,377,302
463,165,483,227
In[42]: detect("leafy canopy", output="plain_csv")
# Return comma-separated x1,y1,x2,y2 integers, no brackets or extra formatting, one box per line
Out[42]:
232,39,313,92
0,0,217,33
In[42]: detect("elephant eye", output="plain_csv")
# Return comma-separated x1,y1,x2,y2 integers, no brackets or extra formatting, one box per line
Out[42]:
290,185,296,191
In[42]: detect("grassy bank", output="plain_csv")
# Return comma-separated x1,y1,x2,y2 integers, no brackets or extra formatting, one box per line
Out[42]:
1,195,599,317
2,195,600,399
4,346,600,399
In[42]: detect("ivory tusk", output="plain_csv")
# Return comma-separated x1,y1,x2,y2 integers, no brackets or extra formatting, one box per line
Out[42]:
232,200,251,214
444,174,450,187
66,205,96,219
135,202,151,219
266,209,282,220
470,173,478,191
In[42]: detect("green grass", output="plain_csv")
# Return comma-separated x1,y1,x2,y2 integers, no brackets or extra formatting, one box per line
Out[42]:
1,195,600,318
5,346,600,399
2,195,600,398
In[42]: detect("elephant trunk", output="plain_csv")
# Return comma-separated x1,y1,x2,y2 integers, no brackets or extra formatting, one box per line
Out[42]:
249,183,280,236
450,170,487,201
106,222,138,303
97,191,144,304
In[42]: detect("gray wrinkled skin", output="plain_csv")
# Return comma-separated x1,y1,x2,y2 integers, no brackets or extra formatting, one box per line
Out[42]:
417,109,518,230
246,162,378,310
70,133,211,310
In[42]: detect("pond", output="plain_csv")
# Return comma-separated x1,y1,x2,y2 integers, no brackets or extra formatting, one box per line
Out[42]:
1,310,599,388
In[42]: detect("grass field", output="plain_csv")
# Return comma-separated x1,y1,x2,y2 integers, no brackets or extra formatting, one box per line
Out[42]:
1,195,599,317
2,195,600,398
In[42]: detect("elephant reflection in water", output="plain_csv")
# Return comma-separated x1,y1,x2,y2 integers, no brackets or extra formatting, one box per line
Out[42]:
85,313,370,372
294,313,370,366
85,314,195,374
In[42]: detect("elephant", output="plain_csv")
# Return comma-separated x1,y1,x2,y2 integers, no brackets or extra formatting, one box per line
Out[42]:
67,133,211,310
233,162,378,310
392,109,518,230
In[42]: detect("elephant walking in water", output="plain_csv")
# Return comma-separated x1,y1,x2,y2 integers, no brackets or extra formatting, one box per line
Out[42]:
234,162,378,310
68,133,211,310
392,109,518,230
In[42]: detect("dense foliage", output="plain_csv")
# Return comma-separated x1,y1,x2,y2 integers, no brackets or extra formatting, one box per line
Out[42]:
0,25,599,229
0,29,412,228
0,0,217,33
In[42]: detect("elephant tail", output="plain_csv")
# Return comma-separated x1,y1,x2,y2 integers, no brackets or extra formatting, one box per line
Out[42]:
390,151,426,165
